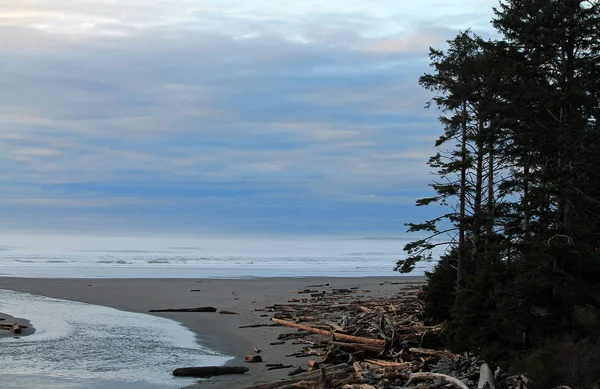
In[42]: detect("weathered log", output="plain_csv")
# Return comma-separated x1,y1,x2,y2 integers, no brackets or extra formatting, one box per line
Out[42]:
219,310,239,315
268,364,293,371
324,321,347,333
240,324,282,328
478,363,496,389
328,341,384,353
363,359,411,369
407,372,469,389
0,324,28,331
409,347,458,358
150,307,217,313
172,366,249,377
242,364,352,389
288,366,306,376
272,318,386,346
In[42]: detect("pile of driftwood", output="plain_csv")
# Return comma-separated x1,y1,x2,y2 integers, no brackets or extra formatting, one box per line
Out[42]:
239,283,537,389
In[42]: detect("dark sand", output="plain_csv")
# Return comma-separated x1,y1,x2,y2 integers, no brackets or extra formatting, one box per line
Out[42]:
0,276,424,388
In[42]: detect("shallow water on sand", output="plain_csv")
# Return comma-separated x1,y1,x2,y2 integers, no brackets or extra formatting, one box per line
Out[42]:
0,290,230,388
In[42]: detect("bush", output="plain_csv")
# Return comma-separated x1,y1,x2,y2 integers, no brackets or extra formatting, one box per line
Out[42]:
513,338,600,389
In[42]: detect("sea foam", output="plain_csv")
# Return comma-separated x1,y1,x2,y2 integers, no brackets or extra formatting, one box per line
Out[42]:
0,290,230,388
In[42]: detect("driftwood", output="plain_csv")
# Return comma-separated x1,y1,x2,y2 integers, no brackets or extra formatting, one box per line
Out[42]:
268,364,293,371
478,363,496,389
272,318,386,346
363,359,411,369
240,324,282,328
242,364,353,389
288,366,306,376
328,341,384,353
409,347,458,358
0,323,27,334
245,355,263,363
407,372,469,389
150,307,217,313
173,366,249,377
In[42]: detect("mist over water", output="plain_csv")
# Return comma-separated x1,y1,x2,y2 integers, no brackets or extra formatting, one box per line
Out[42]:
0,233,432,278
0,290,230,388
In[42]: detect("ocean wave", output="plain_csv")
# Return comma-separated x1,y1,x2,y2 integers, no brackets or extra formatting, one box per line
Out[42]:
95,260,131,264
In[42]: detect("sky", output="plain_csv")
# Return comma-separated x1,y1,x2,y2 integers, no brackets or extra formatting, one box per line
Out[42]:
0,0,499,237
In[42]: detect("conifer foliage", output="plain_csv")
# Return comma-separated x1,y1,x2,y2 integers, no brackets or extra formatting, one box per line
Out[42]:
398,0,600,375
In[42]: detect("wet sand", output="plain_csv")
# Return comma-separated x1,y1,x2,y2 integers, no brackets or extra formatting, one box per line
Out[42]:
0,276,424,388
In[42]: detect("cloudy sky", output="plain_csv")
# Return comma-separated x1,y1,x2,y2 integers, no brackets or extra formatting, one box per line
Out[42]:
0,0,498,237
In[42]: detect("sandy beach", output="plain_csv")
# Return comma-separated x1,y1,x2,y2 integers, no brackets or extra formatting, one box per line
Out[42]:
0,276,423,388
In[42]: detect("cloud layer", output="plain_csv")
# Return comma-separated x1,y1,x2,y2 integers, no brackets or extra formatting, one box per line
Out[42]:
0,0,497,235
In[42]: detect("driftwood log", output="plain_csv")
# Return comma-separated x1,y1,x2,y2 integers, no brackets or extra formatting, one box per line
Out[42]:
327,341,384,353
408,372,469,389
150,307,217,313
363,359,411,369
0,323,27,333
478,363,496,389
172,366,249,377
272,318,386,346
242,363,353,389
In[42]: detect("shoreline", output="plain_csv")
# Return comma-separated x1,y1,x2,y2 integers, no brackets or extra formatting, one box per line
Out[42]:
0,276,424,388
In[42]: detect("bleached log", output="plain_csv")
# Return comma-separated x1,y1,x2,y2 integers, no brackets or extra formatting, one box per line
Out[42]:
272,318,386,346
363,359,411,369
478,363,496,389
407,372,469,389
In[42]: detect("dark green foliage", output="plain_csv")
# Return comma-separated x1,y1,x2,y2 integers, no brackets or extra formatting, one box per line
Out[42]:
399,0,600,382
512,338,600,389
419,252,456,324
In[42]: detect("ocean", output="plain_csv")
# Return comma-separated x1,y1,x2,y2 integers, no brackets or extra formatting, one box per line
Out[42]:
0,234,428,279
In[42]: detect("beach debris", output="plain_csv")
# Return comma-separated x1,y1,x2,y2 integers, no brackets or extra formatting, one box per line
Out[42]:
149,306,217,313
254,346,262,353
267,364,294,371
272,318,386,346
0,323,27,334
289,366,307,376
240,323,281,328
240,282,539,389
190,289,201,292
219,310,239,315
173,366,249,377
308,359,320,370
245,355,264,363
271,341,286,345
242,363,354,389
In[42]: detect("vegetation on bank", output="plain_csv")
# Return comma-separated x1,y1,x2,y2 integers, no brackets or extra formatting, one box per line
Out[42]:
397,1,600,387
